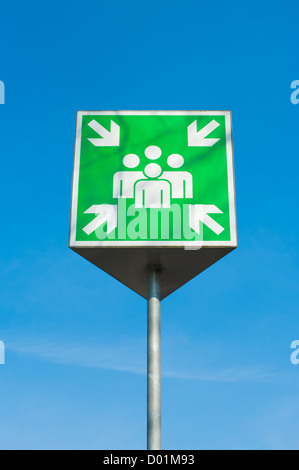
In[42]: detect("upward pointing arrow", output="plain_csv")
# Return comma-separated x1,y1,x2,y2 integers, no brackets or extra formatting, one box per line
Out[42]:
188,120,220,147
189,204,224,235
88,120,120,147
83,204,117,235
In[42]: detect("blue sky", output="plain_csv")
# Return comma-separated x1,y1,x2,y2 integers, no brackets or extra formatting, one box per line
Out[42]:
0,0,299,450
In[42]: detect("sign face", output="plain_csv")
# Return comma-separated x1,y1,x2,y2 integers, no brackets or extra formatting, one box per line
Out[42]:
70,111,237,299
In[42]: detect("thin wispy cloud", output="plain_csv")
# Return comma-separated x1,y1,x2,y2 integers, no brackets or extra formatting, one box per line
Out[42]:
6,334,276,383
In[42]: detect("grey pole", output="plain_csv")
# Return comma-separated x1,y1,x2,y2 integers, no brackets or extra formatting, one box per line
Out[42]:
147,268,161,450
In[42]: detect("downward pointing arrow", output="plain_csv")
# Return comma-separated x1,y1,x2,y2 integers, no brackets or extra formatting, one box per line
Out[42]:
189,204,224,235
83,204,117,235
88,120,120,147
188,120,220,147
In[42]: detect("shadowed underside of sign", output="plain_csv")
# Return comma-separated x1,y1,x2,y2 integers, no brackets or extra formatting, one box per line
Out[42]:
70,246,235,300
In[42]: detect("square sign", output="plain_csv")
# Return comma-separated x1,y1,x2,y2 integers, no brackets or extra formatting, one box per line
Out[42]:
69,111,237,299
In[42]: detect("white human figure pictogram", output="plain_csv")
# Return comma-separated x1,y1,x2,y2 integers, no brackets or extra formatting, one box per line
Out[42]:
160,154,193,199
113,147,192,208
135,162,171,209
113,154,144,198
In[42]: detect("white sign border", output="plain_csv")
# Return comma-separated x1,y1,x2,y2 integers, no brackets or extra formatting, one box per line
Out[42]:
69,111,237,249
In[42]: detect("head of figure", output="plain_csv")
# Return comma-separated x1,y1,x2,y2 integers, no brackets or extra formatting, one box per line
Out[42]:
167,154,184,169
144,163,162,179
122,153,140,169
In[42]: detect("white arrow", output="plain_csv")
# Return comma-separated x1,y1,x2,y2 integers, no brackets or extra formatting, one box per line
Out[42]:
189,204,224,235
188,120,220,147
88,120,120,147
83,204,117,235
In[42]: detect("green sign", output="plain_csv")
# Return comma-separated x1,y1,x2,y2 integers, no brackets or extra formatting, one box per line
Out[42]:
70,111,236,248
69,111,237,298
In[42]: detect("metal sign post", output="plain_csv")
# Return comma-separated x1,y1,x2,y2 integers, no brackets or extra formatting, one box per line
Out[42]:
69,110,237,449
147,267,161,450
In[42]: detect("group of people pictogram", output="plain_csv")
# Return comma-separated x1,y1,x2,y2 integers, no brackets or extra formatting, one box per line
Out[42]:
113,145,193,209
